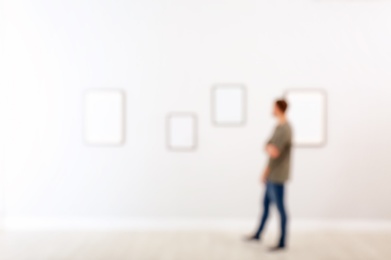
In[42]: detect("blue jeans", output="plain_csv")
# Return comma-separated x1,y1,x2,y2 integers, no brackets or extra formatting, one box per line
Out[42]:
255,182,288,247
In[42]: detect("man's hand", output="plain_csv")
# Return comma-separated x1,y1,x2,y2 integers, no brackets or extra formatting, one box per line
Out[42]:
260,167,270,184
266,144,280,159
261,173,268,184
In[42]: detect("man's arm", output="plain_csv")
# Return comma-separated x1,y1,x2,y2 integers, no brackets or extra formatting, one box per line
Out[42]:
266,127,289,159
266,144,280,159
261,166,270,184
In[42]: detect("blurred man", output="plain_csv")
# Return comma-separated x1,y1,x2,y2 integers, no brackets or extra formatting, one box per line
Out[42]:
246,99,292,251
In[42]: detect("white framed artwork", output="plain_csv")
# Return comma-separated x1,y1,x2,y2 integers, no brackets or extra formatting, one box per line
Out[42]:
212,85,246,126
166,113,197,151
285,89,327,147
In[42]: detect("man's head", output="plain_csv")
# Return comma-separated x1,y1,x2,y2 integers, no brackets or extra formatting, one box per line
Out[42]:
273,99,288,117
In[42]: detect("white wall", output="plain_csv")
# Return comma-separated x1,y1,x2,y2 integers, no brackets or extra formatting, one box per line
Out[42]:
2,0,391,227
0,0,6,222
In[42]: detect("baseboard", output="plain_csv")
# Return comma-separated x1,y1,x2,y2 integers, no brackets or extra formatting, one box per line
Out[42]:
3,217,254,231
3,217,391,232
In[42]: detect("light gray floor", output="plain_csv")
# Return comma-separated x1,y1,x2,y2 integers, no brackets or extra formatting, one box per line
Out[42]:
0,231,390,260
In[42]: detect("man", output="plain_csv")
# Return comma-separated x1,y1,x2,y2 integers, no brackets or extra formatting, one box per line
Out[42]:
246,99,292,251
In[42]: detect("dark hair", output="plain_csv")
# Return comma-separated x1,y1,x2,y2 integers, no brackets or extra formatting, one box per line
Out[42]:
275,99,288,113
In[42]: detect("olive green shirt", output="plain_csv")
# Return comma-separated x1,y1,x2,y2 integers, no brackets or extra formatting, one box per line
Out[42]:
267,122,292,184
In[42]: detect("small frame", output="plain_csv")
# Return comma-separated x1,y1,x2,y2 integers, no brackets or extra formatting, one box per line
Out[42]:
284,89,327,147
166,113,197,151
83,89,126,146
211,84,246,126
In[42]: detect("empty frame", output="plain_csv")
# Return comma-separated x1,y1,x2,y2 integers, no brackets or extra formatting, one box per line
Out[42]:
167,113,197,151
84,89,125,145
212,85,246,126
285,89,327,147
